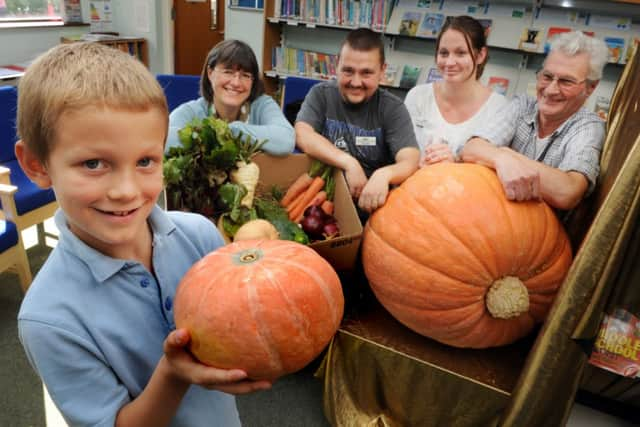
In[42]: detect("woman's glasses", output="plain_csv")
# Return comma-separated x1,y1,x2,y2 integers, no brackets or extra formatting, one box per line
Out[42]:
214,68,254,83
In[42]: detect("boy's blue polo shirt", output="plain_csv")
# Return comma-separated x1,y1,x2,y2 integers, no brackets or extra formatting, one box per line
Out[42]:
18,206,240,427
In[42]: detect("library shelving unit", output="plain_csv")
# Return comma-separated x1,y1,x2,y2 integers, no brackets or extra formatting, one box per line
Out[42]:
261,0,639,110
60,37,149,68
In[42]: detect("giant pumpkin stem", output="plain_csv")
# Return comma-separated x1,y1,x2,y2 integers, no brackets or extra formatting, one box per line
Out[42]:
485,276,529,319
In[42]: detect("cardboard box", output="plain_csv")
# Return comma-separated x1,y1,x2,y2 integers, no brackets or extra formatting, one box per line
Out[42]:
254,153,363,271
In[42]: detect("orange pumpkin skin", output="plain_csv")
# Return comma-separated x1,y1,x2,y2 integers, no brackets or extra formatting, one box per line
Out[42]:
362,163,573,349
174,239,344,380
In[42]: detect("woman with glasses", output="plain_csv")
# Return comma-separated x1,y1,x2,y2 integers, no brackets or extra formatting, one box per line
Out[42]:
404,15,507,166
167,39,295,155
460,31,609,210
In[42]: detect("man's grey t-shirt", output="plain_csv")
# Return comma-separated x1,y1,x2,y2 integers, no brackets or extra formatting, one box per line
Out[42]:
296,80,418,177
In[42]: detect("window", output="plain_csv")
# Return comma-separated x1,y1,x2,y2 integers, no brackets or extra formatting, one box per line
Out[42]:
0,0,64,28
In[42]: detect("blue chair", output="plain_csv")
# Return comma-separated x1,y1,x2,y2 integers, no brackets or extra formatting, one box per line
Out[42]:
280,76,320,125
0,86,57,246
156,74,201,112
0,181,32,291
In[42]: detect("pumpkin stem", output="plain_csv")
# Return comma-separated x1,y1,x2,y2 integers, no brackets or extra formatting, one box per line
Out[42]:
485,276,529,319
234,248,264,264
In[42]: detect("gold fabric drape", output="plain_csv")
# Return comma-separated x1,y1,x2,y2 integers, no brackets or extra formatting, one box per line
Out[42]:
318,45,640,426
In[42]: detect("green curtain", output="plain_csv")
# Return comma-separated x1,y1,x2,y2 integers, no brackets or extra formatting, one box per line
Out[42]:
318,45,640,426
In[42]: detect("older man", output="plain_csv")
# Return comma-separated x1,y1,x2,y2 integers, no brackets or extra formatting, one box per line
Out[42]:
460,31,609,210
295,29,419,215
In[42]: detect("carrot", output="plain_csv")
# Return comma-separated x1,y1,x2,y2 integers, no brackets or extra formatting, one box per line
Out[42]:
286,190,307,214
288,176,325,221
281,172,314,207
320,200,334,216
294,191,328,223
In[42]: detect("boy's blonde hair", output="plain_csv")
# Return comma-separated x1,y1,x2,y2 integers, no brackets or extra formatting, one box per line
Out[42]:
17,42,168,164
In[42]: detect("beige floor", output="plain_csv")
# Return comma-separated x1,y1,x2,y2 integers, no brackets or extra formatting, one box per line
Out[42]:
23,221,635,427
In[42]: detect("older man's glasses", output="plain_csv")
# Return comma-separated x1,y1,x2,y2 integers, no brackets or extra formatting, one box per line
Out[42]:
536,69,587,91
215,68,254,83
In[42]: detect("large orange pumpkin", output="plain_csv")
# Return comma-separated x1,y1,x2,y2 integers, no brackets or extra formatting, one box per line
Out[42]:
363,163,573,348
174,239,344,380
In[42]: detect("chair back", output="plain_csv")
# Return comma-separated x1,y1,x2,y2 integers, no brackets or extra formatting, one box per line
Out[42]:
281,76,319,125
156,74,201,113
0,86,18,164
0,85,56,217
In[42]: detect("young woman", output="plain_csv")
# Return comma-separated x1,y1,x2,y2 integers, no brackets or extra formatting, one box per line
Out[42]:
404,16,507,165
167,39,295,156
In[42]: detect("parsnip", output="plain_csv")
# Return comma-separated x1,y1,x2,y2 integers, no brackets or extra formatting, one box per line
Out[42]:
231,160,260,208
229,137,266,208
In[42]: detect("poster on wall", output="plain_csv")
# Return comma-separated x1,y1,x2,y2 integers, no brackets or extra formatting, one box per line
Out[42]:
90,0,114,34
62,0,83,24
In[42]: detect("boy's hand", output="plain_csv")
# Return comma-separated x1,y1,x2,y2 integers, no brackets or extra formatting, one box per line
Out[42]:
163,329,272,395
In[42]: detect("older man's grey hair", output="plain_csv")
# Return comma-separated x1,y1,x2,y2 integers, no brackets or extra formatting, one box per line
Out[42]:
548,31,609,81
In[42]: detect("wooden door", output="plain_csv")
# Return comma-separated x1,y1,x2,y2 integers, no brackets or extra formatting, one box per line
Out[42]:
173,0,225,75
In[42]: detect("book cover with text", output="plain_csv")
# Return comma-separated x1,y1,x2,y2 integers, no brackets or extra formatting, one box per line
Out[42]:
381,63,399,86
544,26,572,54
589,308,640,378
518,27,544,52
604,37,625,63
417,13,444,37
425,67,442,83
399,64,422,88
398,11,422,36
488,76,509,95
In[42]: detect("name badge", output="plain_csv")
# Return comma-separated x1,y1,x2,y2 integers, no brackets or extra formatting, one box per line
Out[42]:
356,136,376,146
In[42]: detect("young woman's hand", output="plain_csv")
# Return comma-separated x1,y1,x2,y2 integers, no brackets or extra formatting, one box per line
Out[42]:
422,143,455,166
163,328,272,395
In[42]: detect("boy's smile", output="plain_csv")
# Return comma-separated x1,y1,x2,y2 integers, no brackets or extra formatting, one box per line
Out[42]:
34,106,166,262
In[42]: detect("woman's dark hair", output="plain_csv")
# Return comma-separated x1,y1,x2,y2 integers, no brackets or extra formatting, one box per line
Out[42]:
435,15,488,79
200,39,265,103
339,28,385,66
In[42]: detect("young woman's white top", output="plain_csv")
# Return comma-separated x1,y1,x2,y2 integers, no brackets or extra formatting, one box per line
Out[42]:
404,83,508,159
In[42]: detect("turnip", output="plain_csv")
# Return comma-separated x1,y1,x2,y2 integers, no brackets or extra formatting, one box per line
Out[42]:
322,222,340,239
234,219,279,241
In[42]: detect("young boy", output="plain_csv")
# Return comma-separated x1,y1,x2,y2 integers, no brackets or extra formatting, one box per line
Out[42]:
15,42,270,426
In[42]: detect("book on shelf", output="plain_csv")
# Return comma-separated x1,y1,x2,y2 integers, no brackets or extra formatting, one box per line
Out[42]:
477,18,493,39
425,67,442,83
593,96,611,121
626,37,640,63
272,46,338,78
399,64,422,89
604,36,625,63
543,26,572,54
518,27,544,52
273,0,395,29
380,63,399,86
487,76,509,95
398,11,422,36
588,308,640,378
417,13,444,37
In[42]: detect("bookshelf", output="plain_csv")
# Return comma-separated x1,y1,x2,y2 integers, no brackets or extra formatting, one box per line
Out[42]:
60,37,149,68
261,0,639,111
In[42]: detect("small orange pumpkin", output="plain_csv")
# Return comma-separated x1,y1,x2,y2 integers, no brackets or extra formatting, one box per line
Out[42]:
174,239,344,380
363,163,572,348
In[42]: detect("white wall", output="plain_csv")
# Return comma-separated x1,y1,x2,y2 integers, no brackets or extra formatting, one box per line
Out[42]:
0,0,173,74
109,0,173,73
225,7,265,70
